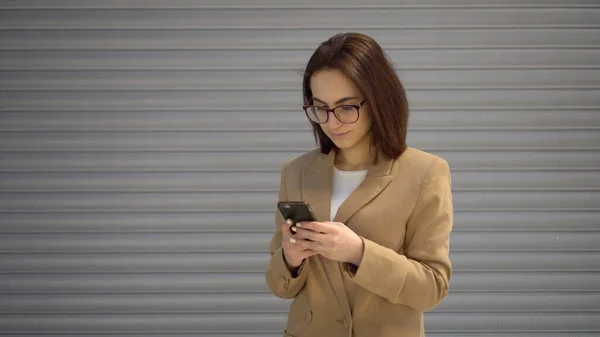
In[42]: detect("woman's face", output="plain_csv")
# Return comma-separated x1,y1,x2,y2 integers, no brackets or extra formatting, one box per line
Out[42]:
309,69,373,151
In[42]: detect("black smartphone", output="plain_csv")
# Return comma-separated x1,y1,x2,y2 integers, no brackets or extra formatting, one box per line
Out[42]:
277,201,317,224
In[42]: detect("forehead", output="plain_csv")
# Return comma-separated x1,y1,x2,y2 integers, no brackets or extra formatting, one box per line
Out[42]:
310,69,361,104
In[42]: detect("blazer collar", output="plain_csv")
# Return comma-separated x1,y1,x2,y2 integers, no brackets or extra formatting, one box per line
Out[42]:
302,148,394,224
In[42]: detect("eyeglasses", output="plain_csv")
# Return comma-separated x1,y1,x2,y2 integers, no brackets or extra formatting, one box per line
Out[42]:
303,100,366,124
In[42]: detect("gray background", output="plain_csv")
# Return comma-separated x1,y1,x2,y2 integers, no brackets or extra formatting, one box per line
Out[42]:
0,0,599,336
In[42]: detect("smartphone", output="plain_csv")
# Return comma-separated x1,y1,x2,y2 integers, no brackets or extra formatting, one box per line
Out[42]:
277,201,317,224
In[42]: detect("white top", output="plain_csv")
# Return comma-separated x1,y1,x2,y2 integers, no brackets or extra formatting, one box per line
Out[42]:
330,166,368,221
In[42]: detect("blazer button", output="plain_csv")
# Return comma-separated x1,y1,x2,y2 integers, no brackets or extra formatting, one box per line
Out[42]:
306,310,312,322
336,317,350,328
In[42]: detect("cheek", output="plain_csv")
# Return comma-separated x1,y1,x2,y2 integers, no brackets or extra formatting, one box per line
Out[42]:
355,113,373,136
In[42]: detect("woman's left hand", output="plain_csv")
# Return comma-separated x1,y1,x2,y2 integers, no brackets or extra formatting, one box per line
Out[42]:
292,221,364,265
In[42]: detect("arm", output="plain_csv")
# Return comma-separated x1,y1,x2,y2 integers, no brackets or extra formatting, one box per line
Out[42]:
265,160,310,299
343,158,453,311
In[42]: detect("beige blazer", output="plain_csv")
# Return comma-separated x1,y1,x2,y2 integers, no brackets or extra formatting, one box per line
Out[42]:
265,147,453,337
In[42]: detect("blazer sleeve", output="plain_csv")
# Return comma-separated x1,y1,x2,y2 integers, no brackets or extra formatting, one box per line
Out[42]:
343,157,453,311
265,160,310,299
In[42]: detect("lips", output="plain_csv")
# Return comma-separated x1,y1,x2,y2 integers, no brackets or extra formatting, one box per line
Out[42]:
331,131,349,138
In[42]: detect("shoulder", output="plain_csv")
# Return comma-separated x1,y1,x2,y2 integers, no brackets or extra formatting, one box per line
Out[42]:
279,148,323,175
394,147,451,182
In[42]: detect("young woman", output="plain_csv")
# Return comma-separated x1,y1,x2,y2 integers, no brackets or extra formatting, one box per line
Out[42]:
265,32,453,337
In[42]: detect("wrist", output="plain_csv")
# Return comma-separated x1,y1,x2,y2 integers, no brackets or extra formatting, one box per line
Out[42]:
283,250,302,270
350,237,365,266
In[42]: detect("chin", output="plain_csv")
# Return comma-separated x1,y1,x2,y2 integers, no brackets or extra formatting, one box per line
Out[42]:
331,139,355,150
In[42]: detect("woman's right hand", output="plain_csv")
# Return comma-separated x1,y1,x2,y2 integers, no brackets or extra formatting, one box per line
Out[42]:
281,219,317,269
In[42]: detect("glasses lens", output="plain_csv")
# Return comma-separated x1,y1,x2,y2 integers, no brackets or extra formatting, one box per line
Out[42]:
334,106,359,123
306,106,328,123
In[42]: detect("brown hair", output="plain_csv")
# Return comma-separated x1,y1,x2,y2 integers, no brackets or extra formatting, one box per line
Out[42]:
302,32,409,160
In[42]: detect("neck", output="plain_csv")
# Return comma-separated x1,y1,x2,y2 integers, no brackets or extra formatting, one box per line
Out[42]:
334,140,374,171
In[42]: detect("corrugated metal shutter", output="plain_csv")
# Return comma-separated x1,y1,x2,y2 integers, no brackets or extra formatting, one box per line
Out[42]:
1,1,599,336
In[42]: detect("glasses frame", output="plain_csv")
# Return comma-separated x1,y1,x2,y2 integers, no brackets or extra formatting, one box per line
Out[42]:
303,99,367,124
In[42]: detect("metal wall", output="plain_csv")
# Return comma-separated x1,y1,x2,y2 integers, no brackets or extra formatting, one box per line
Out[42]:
1,1,599,336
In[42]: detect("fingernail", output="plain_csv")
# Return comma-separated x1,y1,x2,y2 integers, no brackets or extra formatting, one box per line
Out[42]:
286,219,293,225
296,222,302,227
291,226,297,232
289,238,296,243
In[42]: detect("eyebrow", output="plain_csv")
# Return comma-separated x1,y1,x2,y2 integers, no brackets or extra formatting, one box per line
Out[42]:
312,96,359,106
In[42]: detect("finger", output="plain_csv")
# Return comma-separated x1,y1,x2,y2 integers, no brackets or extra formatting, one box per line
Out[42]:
290,225,312,240
297,221,331,234
282,237,305,254
293,237,324,252
288,236,313,249
295,227,327,243
280,219,293,237
300,249,318,259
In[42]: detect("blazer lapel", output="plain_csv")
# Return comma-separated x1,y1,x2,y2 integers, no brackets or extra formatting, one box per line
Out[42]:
302,150,335,222
333,150,394,225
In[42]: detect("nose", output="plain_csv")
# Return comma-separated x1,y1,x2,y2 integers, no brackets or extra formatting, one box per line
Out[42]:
325,110,342,129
